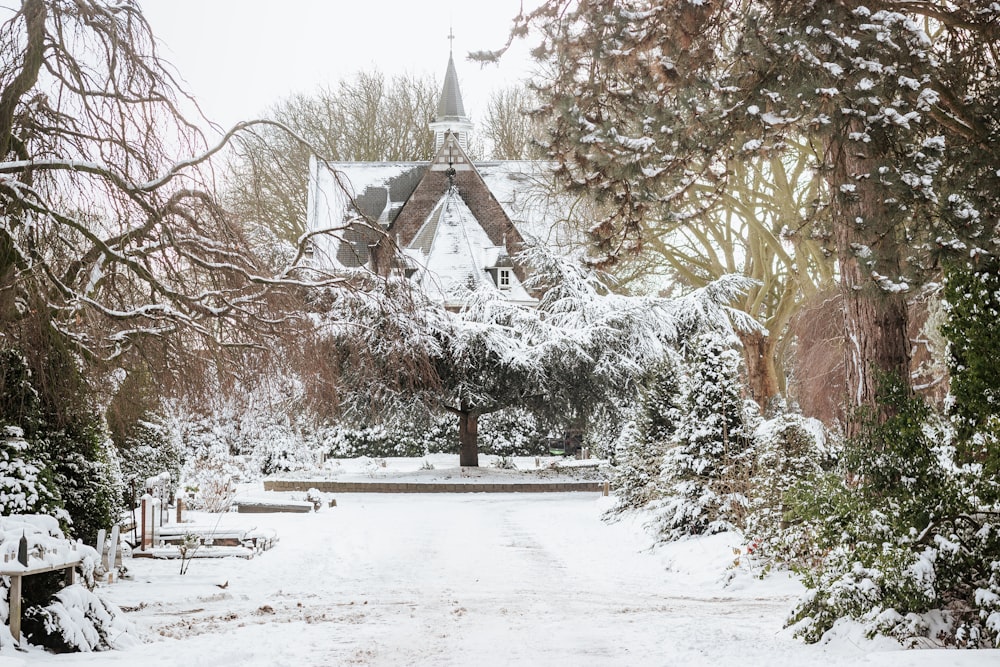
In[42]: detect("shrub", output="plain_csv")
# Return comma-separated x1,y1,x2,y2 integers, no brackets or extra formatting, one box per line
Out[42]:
743,409,832,572
23,584,135,652
787,380,1000,647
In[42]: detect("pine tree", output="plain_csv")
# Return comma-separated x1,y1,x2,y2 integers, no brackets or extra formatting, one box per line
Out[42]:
499,0,1000,429
655,332,753,539
609,357,685,513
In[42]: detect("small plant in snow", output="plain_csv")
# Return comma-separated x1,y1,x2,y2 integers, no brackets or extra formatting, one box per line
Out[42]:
364,457,388,478
419,459,435,471
492,455,517,470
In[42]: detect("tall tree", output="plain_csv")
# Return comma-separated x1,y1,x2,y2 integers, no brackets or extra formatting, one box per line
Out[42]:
484,1,999,430
481,85,544,160
610,138,836,406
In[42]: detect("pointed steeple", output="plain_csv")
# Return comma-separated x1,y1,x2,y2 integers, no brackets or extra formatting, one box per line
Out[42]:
437,53,467,120
430,33,474,151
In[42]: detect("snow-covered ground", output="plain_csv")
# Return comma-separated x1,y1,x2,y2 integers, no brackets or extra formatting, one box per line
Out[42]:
4,469,997,665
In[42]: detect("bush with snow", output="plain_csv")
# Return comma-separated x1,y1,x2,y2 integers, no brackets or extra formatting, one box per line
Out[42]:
0,429,65,520
23,584,137,652
786,381,1000,647
743,407,834,572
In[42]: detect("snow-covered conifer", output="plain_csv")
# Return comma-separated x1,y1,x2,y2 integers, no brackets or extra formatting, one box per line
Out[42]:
654,331,753,539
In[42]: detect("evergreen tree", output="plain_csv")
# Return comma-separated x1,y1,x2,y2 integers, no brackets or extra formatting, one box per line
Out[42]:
609,357,685,514
655,332,753,539
942,256,1000,503
495,1,1000,428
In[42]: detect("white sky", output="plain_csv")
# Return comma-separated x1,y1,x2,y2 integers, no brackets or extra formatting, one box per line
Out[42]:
137,1,540,134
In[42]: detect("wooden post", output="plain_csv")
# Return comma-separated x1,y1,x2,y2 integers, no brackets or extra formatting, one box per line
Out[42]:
9,574,21,643
140,495,149,551
603,480,610,497
176,497,184,524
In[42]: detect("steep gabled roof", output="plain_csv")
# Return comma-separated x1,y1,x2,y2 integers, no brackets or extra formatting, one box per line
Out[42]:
409,187,535,308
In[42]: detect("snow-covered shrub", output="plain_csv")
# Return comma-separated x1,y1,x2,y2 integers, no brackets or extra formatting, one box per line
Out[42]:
1,348,123,544
22,584,136,652
182,445,240,512
0,429,65,520
787,381,1000,647
43,424,124,546
743,407,833,572
115,416,182,505
478,408,547,457
653,332,755,540
322,405,455,459
305,488,324,510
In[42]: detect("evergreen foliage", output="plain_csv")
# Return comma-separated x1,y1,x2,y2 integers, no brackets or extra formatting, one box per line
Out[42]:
744,408,831,572
787,380,1000,647
943,257,1000,502
115,416,183,507
608,358,683,514
654,332,755,539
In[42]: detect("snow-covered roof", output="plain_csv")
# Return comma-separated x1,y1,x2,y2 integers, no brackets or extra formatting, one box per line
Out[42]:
307,158,576,253
410,188,536,309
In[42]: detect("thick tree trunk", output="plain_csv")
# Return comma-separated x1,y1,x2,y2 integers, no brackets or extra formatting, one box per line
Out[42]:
458,410,480,467
830,133,911,436
738,329,780,411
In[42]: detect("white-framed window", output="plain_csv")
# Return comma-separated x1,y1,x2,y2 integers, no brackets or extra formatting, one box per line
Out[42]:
498,268,511,290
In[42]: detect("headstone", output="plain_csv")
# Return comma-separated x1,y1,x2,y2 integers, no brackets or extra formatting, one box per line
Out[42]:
95,529,108,570
109,525,121,570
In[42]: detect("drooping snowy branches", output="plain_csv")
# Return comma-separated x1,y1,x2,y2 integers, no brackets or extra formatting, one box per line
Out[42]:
320,243,756,466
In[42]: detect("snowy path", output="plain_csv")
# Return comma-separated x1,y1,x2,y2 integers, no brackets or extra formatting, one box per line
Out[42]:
9,493,997,666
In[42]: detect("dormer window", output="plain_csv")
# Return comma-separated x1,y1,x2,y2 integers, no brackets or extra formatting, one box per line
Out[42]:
498,268,511,290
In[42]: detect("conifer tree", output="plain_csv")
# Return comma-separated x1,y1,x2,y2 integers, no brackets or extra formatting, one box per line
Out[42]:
491,1,1000,429
656,331,753,539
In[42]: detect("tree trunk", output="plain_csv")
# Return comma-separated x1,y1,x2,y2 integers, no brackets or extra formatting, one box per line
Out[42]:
458,410,480,467
738,329,780,411
830,133,911,436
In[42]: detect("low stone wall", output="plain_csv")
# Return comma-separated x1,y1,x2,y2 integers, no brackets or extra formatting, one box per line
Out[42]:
263,480,604,494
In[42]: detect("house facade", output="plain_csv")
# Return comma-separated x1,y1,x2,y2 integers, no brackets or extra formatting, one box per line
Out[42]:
306,51,572,309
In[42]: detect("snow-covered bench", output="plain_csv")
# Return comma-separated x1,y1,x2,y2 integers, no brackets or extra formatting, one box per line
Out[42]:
0,515,91,643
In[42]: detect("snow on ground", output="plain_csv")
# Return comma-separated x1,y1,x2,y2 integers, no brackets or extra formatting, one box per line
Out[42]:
3,464,997,665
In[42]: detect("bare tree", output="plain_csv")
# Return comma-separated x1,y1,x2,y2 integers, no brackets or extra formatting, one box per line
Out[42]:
481,85,543,160
225,70,439,251
0,0,398,428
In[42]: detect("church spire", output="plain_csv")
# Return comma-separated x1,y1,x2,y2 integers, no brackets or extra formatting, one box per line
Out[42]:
430,32,473,151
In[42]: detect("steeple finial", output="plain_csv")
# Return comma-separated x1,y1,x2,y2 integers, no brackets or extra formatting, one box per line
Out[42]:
448,27,455,54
